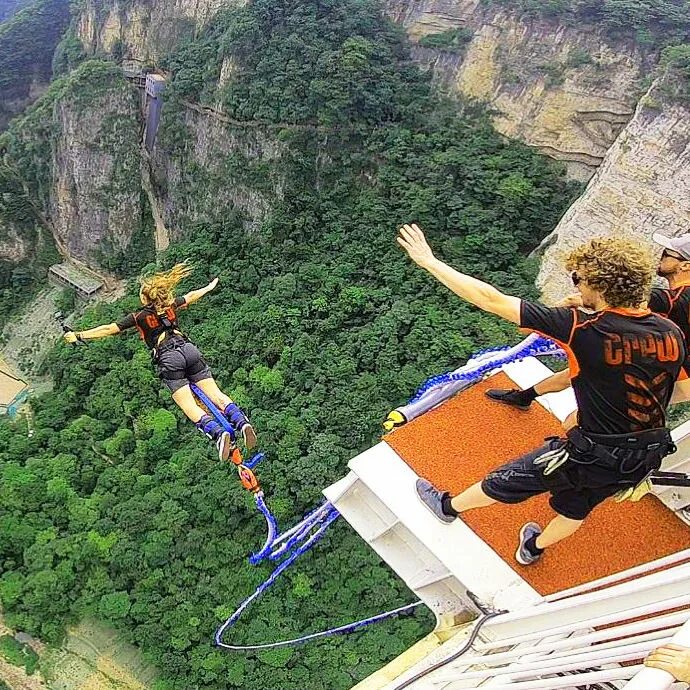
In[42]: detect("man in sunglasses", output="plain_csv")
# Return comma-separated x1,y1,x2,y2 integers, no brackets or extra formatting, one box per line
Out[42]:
398,224,690,564
485,233,690,412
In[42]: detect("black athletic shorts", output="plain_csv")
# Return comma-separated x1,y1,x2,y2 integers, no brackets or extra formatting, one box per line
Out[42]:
481,438,631,521
155,340,212,393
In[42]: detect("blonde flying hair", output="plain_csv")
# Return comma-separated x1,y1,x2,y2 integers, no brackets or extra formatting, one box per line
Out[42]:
140,262,193,312
565,237,655,308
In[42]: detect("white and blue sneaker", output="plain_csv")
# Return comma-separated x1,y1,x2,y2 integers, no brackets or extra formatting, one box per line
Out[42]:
216,431,235,462
516,522,543,565
416,478,456,524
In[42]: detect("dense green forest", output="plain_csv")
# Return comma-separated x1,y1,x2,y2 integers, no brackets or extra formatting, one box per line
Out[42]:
483,0,690,49
0,0,32,22
0,0,581,688
0,0,70,127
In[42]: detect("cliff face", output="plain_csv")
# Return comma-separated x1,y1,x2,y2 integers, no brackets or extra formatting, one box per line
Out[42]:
536,76,690,303
77,0,245,63
49,83,144,265
0,79,49,131
150,100,285,239
0,62,148,274
0,225,28,262
382,0,651,180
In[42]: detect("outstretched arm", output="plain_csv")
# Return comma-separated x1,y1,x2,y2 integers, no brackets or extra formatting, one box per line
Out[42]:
397,224,521,324
64,323,121,343
183,277,219,306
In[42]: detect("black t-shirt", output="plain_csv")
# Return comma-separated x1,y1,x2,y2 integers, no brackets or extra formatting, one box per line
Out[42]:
648,284,690,340
521,300,689,435
116,296,187,349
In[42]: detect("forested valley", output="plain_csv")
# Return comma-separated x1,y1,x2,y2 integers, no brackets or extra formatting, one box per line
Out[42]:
0,0,613,687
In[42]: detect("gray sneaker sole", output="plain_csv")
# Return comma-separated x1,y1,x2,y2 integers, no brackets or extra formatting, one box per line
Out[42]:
416,478,455,524
242,424,257,450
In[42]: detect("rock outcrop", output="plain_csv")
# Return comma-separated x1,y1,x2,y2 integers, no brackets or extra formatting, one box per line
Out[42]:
383,0,652,180
535,76,690,303
48,72,145,266
0,61,147,273
150,100,285,238
77,0,246,63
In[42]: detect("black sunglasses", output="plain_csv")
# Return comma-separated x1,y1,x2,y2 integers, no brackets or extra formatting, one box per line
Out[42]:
662,249,685,260
571,272,582,286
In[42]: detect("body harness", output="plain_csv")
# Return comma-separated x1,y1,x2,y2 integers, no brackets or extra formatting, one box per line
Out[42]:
134,306,200,381
535,426,678,501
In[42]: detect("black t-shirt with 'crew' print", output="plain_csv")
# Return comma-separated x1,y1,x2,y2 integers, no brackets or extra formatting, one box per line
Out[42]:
520,300,689,435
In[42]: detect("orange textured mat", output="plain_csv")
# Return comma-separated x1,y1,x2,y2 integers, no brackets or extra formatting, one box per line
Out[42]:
386,373,690,596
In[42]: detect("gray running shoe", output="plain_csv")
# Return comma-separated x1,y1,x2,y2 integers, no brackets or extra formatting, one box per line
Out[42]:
416,478,456,524
216,431,234,462
515,522,543,565
485,388,533,411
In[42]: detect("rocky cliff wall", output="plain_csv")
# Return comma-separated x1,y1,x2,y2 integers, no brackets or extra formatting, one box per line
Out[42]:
535,77,690,303
150,100,285,239
49,81,144,265
383,0,652,180
75,0,652,181
0,62,147,273
77,0,245,63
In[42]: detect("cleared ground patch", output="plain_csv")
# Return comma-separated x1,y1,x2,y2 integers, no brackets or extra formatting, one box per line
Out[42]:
42,619,157,690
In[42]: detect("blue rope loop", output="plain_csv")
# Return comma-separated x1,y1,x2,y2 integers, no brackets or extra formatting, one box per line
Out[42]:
249,492,279,565
245,452,266,470
408,336,565,404
216,337,567,651
215,508,341,649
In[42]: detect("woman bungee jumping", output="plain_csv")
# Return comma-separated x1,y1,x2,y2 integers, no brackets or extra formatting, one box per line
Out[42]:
63,263,256,462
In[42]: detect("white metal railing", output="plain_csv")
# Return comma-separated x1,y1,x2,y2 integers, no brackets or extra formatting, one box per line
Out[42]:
542,548,690,603
391,561,690,690
623,618,690,690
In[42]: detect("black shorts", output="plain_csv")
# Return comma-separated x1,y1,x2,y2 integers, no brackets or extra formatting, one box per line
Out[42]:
481,439,629,521
155,340,212,393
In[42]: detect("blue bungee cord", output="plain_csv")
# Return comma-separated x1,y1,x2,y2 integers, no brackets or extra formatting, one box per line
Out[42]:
216,335,565,651
408,335,565,404
216,500,425,650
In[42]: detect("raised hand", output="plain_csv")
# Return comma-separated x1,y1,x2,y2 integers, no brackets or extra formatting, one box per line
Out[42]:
207,277,219,291
397,223,436,269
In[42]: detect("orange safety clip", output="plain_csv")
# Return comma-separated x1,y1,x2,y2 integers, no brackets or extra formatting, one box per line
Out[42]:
230,446,243,466
238,465,260,493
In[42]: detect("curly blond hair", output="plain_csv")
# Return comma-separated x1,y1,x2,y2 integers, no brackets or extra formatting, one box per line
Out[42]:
565,237,655,308
140,262,193,312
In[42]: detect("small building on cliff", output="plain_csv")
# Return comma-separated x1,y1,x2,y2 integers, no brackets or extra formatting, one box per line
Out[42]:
48,263,103,300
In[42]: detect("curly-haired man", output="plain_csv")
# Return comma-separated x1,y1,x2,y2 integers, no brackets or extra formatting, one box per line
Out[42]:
486,233,690,415
398,224,690,565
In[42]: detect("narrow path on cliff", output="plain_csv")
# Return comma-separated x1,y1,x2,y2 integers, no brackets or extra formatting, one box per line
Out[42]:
180,99,341,132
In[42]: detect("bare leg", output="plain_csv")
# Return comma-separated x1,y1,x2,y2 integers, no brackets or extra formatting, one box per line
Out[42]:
534,368,571,396
196,377,257,449
450,481,498,513
195,377,233,410
172,384,208,423
174,383,234,461
535,515,583,549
